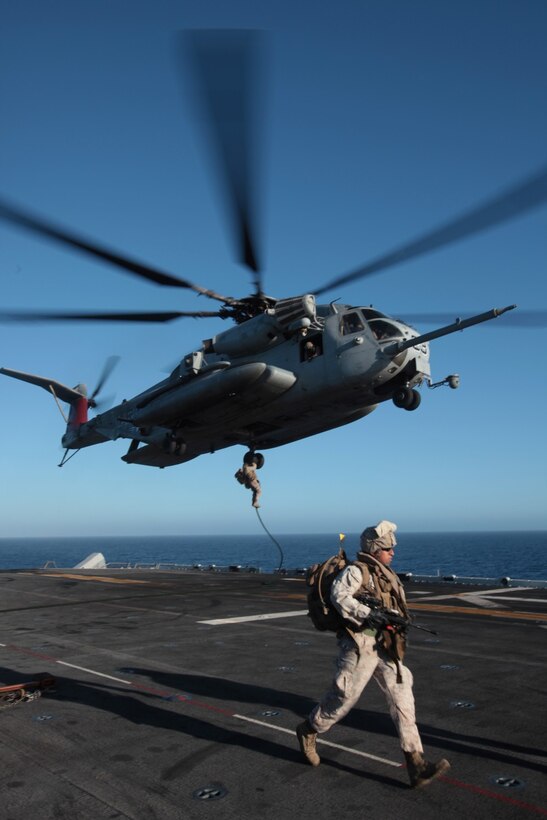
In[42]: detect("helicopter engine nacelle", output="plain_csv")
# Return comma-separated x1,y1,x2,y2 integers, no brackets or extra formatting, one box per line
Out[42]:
209,312,283,356
207,294,317,356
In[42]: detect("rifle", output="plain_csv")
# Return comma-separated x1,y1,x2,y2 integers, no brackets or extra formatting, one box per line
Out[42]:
355,593,438,636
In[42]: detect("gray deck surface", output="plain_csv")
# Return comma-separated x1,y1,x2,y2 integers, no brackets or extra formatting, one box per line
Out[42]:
1,567,546,819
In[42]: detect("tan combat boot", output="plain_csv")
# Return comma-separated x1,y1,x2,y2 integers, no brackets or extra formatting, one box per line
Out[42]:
404,751,450,788
296,719,320,767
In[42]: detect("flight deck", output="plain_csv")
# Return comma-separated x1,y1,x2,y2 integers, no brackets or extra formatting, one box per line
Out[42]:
1,567,546,819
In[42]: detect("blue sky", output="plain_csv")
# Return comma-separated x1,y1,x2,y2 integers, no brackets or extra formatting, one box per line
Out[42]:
1,0,546,537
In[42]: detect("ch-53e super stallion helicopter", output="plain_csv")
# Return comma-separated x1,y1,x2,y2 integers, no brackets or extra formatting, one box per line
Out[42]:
1,32,546,471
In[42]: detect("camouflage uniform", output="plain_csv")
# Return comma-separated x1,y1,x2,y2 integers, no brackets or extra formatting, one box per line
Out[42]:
309,560,422,752
242,462,261,508
297,520,449,786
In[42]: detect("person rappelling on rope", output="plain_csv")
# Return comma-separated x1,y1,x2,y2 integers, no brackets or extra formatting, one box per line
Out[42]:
234,452,264,508
235,452,284,569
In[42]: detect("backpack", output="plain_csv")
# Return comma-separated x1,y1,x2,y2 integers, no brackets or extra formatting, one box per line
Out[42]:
234,468,246,485
305,547,351,632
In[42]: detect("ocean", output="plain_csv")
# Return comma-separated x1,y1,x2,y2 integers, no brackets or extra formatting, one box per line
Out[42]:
0,531,546,580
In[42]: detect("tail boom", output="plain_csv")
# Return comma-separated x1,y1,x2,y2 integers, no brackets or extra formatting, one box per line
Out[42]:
1,367,92,445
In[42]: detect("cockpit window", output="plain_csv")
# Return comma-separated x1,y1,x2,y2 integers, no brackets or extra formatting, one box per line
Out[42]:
360,308,388,321
368,319,404,340
341,311,365,335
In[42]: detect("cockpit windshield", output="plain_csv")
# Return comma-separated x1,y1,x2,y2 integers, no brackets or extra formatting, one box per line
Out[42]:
367,319,404,341
360,308,388,321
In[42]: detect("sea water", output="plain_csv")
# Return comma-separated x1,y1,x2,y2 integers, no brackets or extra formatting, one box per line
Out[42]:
0,531,545,579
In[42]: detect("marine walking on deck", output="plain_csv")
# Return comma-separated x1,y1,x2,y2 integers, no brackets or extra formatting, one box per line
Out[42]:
297,520,450,788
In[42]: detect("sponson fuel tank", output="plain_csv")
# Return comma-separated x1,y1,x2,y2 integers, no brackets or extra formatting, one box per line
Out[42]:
129,363,296,426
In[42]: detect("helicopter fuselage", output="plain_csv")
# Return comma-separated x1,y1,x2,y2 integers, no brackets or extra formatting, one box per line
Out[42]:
59,299,430,468
1,297,515,468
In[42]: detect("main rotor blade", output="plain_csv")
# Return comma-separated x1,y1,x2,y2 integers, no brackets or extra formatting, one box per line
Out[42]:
0,198,234,304
397,309,547,328
313,166,547,296
0,309,223,323
182,29,265,293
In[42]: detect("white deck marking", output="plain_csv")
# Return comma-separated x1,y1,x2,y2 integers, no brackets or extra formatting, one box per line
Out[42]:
56,660,131,685
233,714,401,767
460,586,538,609
420,587,540,609
198,610,307,625
0,641,401,767
422,587,530,601
478,595,547,603
458,593,506,609
0,645,132,684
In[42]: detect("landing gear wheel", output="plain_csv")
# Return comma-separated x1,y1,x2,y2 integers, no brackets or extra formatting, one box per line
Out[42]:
163,435,177,454
164,434,184,455
392,386,413,409
244,451,265,469
406,389,421,411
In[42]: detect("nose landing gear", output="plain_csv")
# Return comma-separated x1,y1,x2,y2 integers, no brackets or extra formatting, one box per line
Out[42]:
392,386,421,411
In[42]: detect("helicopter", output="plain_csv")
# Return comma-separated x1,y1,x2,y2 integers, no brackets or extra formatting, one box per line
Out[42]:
1,31,546,471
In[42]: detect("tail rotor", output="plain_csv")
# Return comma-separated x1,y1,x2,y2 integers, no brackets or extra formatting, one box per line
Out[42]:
87,355,120,411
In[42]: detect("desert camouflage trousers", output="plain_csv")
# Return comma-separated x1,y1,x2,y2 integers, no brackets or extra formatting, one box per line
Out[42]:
309,633,423,753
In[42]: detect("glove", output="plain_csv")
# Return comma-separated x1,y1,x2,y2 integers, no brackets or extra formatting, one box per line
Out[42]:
366,609,390,630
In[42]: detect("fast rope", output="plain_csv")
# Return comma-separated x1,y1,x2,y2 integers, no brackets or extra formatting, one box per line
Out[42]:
255,507,284,571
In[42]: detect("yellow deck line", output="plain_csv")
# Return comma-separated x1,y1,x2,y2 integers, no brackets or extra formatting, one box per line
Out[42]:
27,575,547,620
266,592,546,621
30,573,165,586
408,601,547,621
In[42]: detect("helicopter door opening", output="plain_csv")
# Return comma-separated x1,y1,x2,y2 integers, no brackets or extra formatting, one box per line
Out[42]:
300,332,324,362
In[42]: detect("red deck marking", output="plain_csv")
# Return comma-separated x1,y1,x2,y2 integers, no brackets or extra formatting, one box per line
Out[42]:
440,775,547,815
3,639,546,815
178,696,235,716
6,643,60,663
129,681,175,698
131,684,236,717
